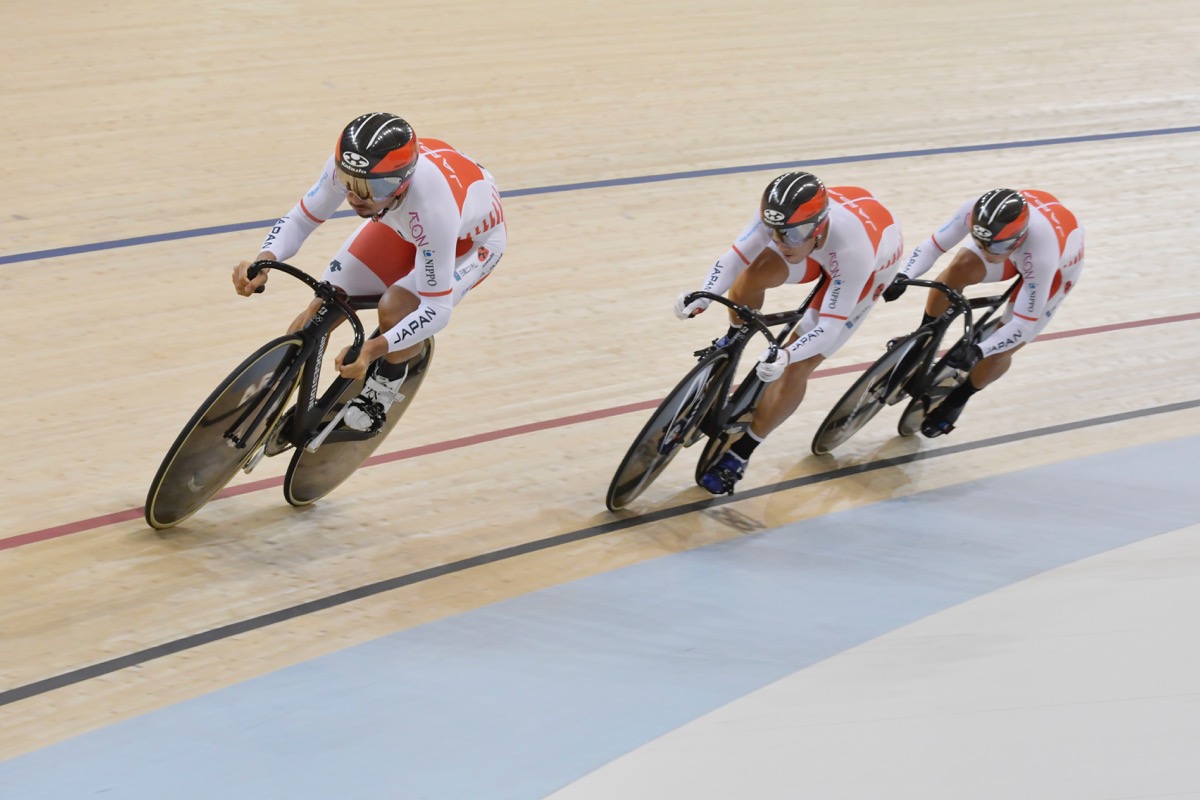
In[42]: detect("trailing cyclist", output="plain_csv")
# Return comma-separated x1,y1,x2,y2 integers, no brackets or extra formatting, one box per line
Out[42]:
674,172,904,494
882,189,1084,436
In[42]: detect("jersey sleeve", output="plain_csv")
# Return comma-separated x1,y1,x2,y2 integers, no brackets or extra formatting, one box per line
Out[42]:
382,290,454,352
783,238,876,362
259,157,347,261
381,202,461,353
696,216,770,297
977,239,1057,357
899,197,973,280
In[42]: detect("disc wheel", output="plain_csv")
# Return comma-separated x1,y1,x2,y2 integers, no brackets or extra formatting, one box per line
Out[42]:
284,338,434,506
145,336,302,529
810,330,933,455
605,351,731,512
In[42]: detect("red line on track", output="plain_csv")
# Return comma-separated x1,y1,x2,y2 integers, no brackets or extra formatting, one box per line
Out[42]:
4,311,1197,551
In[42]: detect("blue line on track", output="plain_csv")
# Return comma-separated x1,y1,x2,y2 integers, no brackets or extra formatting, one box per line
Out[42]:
4,125,1197,266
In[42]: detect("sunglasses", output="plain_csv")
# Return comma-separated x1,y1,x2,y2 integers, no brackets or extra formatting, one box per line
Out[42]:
334,166,410,203
769,213,827,247
975,231,1026,255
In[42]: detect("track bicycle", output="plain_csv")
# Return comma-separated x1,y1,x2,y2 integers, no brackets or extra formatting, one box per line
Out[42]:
605,277,828,512
809,276,1017,454
144,260,434,530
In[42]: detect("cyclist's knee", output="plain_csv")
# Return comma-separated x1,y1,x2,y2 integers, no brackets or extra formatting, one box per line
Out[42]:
974,346,1018,386
939,252,986,288
736,256,787,294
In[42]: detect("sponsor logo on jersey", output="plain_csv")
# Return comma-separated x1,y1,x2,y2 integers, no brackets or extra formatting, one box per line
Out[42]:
423,249,436,286
408,212,428,247
826,252,841,280
455,261,478,283
307,173,328,198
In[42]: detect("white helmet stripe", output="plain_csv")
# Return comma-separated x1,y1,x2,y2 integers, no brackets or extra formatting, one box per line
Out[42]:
365,115,394,150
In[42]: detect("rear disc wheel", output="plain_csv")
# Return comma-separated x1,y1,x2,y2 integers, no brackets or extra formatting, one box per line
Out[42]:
283,339,435,507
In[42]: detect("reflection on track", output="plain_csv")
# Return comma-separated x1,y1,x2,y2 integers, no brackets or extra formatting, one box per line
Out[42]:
2,398,1196,708
6,310,1199,552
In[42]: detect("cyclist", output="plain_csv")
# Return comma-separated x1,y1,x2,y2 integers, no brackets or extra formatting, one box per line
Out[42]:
231,113,506,431
882,188,1083,436
675,171,903,494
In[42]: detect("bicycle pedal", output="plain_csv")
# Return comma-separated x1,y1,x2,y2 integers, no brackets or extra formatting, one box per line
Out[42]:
352,400,388,433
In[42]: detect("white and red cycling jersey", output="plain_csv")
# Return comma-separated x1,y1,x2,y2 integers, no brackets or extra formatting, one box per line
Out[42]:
899,189,1084,357
260,138,506,352
698,186,904,362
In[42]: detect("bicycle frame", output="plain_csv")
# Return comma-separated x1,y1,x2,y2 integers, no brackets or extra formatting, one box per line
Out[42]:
683,274,828,438
227,260,372,453
894,277,1018,400
604,275,830,510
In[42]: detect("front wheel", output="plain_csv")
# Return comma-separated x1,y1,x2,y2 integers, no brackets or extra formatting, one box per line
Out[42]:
283,338,435,506
145,336,303,530
605,351,731,512
810,330,933,455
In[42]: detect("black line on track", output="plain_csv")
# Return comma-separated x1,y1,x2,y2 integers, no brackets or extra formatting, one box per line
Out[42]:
3,398,1197,707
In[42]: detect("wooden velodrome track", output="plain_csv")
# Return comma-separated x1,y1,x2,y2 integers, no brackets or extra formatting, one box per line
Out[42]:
2,0,1198,762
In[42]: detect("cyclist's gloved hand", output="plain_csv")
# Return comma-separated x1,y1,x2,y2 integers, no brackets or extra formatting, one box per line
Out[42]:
882,275,908,302
945,343,983,371
674,291,712,320
755,346,790,383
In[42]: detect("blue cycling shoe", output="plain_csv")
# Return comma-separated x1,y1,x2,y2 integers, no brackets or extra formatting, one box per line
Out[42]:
921,397,967,438
699,452,747,495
